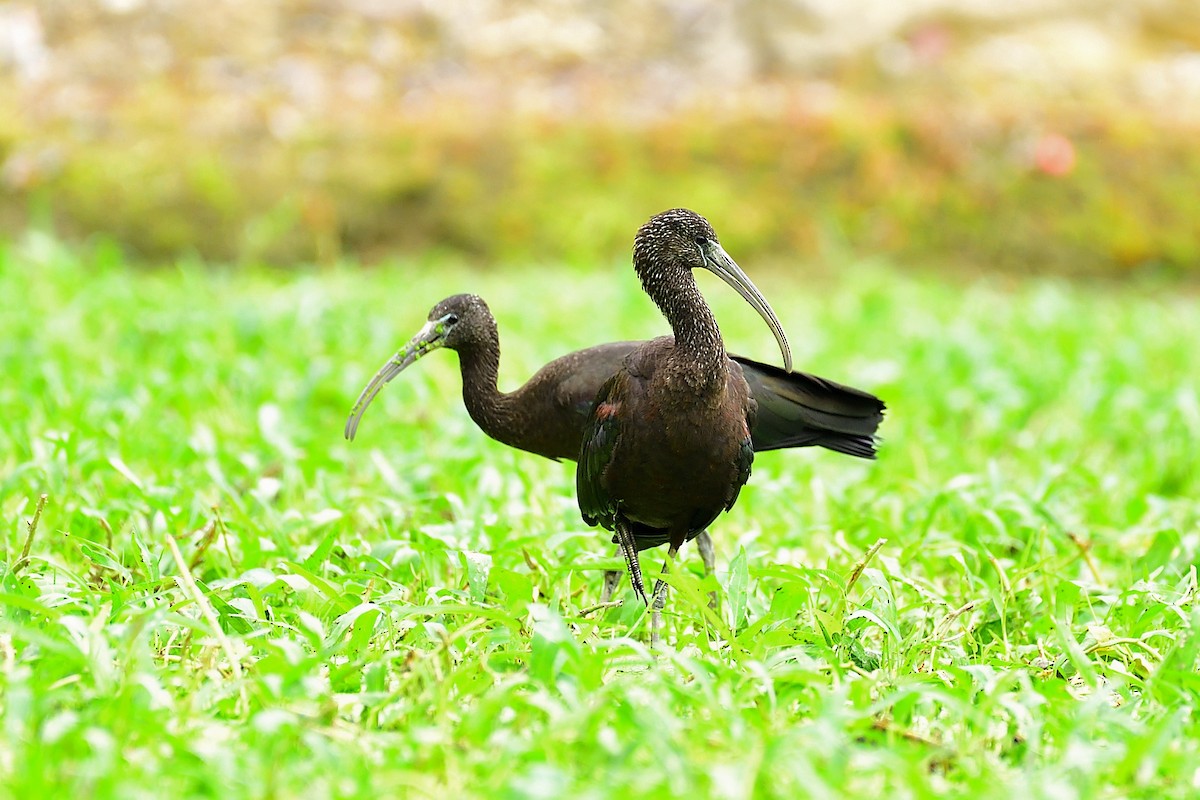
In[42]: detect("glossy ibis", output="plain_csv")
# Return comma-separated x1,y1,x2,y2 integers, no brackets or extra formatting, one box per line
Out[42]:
345,216,884,621
577,208,849,636
344,296,882,465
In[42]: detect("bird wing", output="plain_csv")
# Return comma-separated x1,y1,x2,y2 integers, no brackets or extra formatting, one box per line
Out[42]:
726,365,757,514
550,341,639,423
681,418,754,533
733,354,886,459
726,432,755,511
576,371,626,530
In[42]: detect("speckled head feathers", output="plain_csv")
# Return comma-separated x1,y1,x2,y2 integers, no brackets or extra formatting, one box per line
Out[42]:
344,293,499,440
427,293,496,351
430,293,487,323
630,208,794,373
633,208,717,278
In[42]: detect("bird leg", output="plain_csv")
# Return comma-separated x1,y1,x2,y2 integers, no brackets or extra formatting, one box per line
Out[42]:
614,520,648,604
650,546,679,649
605,533,715,604
695,530,719,611
600,547,623,604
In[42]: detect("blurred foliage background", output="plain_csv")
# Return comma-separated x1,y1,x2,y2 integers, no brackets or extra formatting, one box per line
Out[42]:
2,0,1200,272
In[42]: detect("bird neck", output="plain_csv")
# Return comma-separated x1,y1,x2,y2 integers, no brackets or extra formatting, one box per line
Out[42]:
655,276,727,391
457,338,518,441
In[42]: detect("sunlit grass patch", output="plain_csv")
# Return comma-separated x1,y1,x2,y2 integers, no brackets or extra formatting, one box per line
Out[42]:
1,236,1198,797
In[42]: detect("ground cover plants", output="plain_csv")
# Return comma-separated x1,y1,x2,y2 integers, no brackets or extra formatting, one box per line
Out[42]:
1,235,1198,798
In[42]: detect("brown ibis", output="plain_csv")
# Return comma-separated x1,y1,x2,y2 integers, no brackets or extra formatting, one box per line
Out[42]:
345,211,885,623
577,208,849,637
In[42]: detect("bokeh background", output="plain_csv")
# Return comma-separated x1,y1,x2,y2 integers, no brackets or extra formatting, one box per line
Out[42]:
3,0,1200,273
5,6,1200,796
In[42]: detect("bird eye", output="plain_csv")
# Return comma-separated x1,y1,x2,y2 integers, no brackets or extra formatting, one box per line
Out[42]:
694,236,708,246
446,314,459,325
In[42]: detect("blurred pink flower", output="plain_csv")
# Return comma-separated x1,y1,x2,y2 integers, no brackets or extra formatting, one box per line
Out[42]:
1034,133,1076,176
909,24,950,65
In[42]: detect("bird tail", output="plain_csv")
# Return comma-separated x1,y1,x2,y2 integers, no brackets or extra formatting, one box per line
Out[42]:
734,355,886,459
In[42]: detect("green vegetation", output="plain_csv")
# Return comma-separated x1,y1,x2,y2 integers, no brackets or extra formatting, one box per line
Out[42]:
8,4,1200,274
8,109,1200,275
2,237,1198,798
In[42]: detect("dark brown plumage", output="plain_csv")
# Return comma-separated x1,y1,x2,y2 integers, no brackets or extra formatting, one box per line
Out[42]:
344,293,631,460
345,210,885,630
345,294,883,462
576,208,801,620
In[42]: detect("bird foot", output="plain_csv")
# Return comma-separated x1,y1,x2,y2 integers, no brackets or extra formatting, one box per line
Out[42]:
650,584,666,648
614,524,648,604
651,577,669,611
696,530,720,612
600,556,623,604
649,551,675,649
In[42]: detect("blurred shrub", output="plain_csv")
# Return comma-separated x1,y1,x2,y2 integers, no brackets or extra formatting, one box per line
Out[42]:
4,0,1200,273
4,99,1198,275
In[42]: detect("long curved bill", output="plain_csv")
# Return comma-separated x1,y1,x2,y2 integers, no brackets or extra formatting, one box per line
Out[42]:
703,242,794,373
344,321,445,440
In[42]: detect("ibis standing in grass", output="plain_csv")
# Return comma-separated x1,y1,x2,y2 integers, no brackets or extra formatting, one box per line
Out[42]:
345,209,885,628
576,209,807,629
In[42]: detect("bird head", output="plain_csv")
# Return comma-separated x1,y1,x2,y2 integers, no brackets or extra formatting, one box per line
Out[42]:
634,209,793,373
344,293,494,440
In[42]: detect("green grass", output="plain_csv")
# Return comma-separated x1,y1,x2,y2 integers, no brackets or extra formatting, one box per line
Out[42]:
1,234,1198,798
